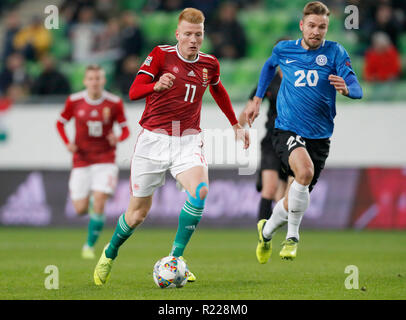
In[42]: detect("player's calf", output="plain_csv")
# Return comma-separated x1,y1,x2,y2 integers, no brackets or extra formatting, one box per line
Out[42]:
170,182,208,258
286,180,310,242
125,205,150,228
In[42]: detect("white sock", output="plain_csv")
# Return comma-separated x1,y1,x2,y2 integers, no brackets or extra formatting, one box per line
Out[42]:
286,180,310,241
262,198,288,240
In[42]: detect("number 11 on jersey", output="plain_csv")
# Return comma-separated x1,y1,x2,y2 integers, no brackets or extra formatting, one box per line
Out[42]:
184,83,196,103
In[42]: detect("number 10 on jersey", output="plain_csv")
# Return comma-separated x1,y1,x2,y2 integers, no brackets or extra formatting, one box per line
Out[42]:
184,84,196,103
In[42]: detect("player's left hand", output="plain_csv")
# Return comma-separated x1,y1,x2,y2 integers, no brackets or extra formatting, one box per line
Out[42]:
107,132,119,146
328,75,348,96
233,123,250,149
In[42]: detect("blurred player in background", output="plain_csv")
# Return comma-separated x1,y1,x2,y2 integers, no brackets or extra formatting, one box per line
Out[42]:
245,1,363,263
94,7,249,286
56,64,130,259
239,38,290,223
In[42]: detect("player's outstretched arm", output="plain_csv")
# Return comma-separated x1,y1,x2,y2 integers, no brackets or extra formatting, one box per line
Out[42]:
209,81,249,149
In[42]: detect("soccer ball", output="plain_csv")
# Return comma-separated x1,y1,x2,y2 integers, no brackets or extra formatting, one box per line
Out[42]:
153,256,189,289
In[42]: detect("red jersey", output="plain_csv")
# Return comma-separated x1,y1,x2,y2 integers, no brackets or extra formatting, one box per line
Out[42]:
137,45,221,135
58,90,128,168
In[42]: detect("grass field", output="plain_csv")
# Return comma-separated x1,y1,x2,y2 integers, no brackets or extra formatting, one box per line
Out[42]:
0,227,405,300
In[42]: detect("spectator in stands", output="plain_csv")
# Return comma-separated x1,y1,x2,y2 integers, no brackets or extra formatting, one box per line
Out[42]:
93,17,122,62
32,55,71,95
13,16,52,61
70,6,103,62
369,4,403,49
160,0,186,11
0,53,31,98
95,0,119,21
184,0,220,21
363,32,401,82
119,11,144,58
143,0,185,11
1,11,21,61
207,2,247,59
60,0,97,24
116,55,140,95
115,11,144,79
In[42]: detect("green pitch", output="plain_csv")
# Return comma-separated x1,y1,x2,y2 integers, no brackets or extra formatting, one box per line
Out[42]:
0,227,405,300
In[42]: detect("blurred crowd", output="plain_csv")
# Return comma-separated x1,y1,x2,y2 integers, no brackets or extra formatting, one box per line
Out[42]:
0,0,405,103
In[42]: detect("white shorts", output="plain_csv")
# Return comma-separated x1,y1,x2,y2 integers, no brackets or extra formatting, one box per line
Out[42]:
130,129,208,197
69,163,119,200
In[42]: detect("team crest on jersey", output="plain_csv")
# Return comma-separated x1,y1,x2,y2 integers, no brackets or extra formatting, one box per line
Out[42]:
202,68,208,87
90,109,99,118
316,54,327,66
102,107,111,123
143,56,153,66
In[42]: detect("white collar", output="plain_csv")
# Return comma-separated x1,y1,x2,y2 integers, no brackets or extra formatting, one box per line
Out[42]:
84,90,105,105
176,44,199,63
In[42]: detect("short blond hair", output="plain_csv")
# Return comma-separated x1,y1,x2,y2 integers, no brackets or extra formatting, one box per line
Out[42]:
178,8,205,24
86,64,103,72
303,1,330,18
85,64,105,77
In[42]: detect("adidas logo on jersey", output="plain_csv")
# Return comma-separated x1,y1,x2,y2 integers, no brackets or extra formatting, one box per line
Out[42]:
187,70,196,77
90,110,99,117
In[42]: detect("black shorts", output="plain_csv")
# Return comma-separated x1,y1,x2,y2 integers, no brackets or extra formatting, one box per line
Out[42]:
260,131,288,181
272,128,330,192
256,129,288,192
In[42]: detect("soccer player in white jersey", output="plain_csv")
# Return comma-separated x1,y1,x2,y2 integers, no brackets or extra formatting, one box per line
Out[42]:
93,8,249,285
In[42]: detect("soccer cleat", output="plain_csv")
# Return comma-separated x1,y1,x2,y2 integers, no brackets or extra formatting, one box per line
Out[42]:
279,238,298,260
179,256,196,282
256,219,272,264
94,244,114,286
82,244,95,259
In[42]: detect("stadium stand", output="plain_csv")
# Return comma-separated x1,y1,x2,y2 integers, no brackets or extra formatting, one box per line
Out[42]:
0,0,405,102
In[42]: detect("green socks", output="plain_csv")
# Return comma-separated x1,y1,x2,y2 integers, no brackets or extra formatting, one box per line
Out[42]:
102,201,202,260
170,201,203,257
105,213,134,259
87,213,105,247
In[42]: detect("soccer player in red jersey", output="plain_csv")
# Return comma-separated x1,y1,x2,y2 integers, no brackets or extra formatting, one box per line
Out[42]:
56,64,130,259
94,8,249,285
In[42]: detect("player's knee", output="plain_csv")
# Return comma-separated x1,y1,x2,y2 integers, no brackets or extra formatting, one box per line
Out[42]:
295,165,314,185
73,201,88,216
92,196,107,213
261,184,278,200
126,208,149,228
187,182,209,208
198,186,209,201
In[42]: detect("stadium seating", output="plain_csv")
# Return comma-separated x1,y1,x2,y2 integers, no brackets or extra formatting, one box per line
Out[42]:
9,3,405,102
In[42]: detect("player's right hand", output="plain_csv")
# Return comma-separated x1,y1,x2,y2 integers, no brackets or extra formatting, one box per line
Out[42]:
244,96,262,127
154,73,176,92
67,143,78,153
